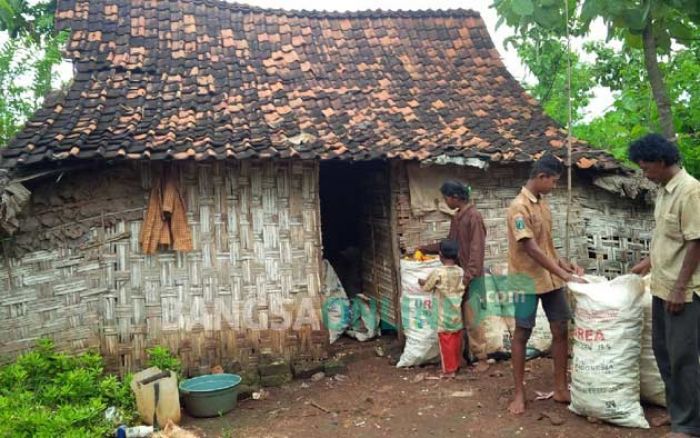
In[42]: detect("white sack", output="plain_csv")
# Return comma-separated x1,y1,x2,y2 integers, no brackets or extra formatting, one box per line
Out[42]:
568,274,649,429
397,259,441,367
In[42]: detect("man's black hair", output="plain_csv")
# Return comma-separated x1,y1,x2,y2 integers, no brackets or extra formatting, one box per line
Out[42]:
530,154,565,179
439,239,459,261
628,133,680,166
440,180,470,201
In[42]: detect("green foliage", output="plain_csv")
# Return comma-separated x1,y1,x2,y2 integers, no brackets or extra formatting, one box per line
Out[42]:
0,0,56,41
0,0,66,148
146,346,182,377
505,29,595,125
0,339,136,438
0,30,69,146
577,40,700,175
493,0,699,52
509,23,700,177
494,0,699,141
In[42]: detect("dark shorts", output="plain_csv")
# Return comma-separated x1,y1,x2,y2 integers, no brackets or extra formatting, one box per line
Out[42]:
515,288,571,329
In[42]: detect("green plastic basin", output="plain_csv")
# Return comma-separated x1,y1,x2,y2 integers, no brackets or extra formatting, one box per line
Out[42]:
179,373,242,418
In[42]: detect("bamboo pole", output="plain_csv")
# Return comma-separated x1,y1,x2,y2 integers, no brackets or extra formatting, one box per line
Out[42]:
564,0,573,260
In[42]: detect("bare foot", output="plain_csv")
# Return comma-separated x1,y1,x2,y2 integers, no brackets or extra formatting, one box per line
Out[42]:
441,372,456,379
650,413,671,427
508,392,526,415
553,388,571,404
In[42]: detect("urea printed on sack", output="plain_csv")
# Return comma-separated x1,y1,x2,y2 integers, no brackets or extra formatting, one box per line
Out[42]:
573,327,606,342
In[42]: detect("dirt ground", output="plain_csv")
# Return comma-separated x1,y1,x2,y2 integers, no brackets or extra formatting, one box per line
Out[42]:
180,339,669,438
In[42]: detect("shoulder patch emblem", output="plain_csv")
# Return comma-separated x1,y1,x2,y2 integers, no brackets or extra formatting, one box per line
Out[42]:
515,216,526,231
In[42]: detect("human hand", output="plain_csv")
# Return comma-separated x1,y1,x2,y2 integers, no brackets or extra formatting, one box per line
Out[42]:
559,259,582,275
665,287,686,314
630,259,651,276
566,273,587,284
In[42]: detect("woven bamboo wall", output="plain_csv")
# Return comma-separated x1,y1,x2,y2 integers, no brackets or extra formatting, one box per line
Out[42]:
358,163,399,326
394,162,653,276
0,161,328,374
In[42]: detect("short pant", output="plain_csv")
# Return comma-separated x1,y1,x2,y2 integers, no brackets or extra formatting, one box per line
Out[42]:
514,287,570,329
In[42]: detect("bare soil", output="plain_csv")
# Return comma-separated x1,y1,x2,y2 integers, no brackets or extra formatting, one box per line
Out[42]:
181,339,669,438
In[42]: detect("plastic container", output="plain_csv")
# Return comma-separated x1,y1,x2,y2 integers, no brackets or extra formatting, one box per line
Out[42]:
179,373,242,417
116,425,154,438
130,367,181,428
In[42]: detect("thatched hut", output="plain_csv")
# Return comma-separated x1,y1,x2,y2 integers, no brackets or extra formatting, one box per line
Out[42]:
0,0,652,375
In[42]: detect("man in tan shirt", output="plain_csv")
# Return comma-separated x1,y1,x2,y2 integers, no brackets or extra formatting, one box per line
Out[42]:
630,134,700,437
506,154,584,415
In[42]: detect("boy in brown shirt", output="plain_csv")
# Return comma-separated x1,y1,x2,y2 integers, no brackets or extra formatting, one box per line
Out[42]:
506,154,584,415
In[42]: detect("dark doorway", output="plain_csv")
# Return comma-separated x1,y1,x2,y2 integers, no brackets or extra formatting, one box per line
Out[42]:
319,161,365,298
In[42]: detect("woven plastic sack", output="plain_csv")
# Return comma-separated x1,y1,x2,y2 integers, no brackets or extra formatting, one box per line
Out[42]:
321,260,350,344
527,303,552,354
477,269,549,358
396,259,441,367
568,274,649,428
346,293,381,342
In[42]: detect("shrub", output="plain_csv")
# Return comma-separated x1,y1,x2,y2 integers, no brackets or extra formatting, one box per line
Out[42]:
0,339,136,437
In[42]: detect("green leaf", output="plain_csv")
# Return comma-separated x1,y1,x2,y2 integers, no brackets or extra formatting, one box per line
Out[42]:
622,8,649,32
512,0,535,17
654,26,672,52
495,14,506,30
668,20,696,42
533,5,563,29
580,0,601,24
624,30,644,49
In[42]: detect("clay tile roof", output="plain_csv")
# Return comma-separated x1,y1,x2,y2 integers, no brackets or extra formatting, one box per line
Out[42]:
0,0,618,170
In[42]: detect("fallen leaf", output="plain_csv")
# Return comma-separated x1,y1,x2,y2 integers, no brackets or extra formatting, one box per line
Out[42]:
412,373,426,383
535,391,554,400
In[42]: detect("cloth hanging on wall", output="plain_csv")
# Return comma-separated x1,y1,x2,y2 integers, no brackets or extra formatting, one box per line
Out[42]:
406,162,473,216
139,168,192,254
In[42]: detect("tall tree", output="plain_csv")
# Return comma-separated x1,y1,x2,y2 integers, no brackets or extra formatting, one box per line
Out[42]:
0,0,66,147
492,0,700,141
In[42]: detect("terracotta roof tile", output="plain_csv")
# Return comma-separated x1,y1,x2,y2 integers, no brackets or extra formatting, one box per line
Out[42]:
1,0,617,170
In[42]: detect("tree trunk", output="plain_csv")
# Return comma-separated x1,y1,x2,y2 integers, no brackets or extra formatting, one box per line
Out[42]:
642,20,676,141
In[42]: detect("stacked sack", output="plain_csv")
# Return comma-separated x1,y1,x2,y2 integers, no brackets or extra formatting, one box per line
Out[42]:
568,275,649,428
472,264,552,359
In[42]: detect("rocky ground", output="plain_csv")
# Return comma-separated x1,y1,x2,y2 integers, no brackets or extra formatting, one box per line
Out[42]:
179,337,669,438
